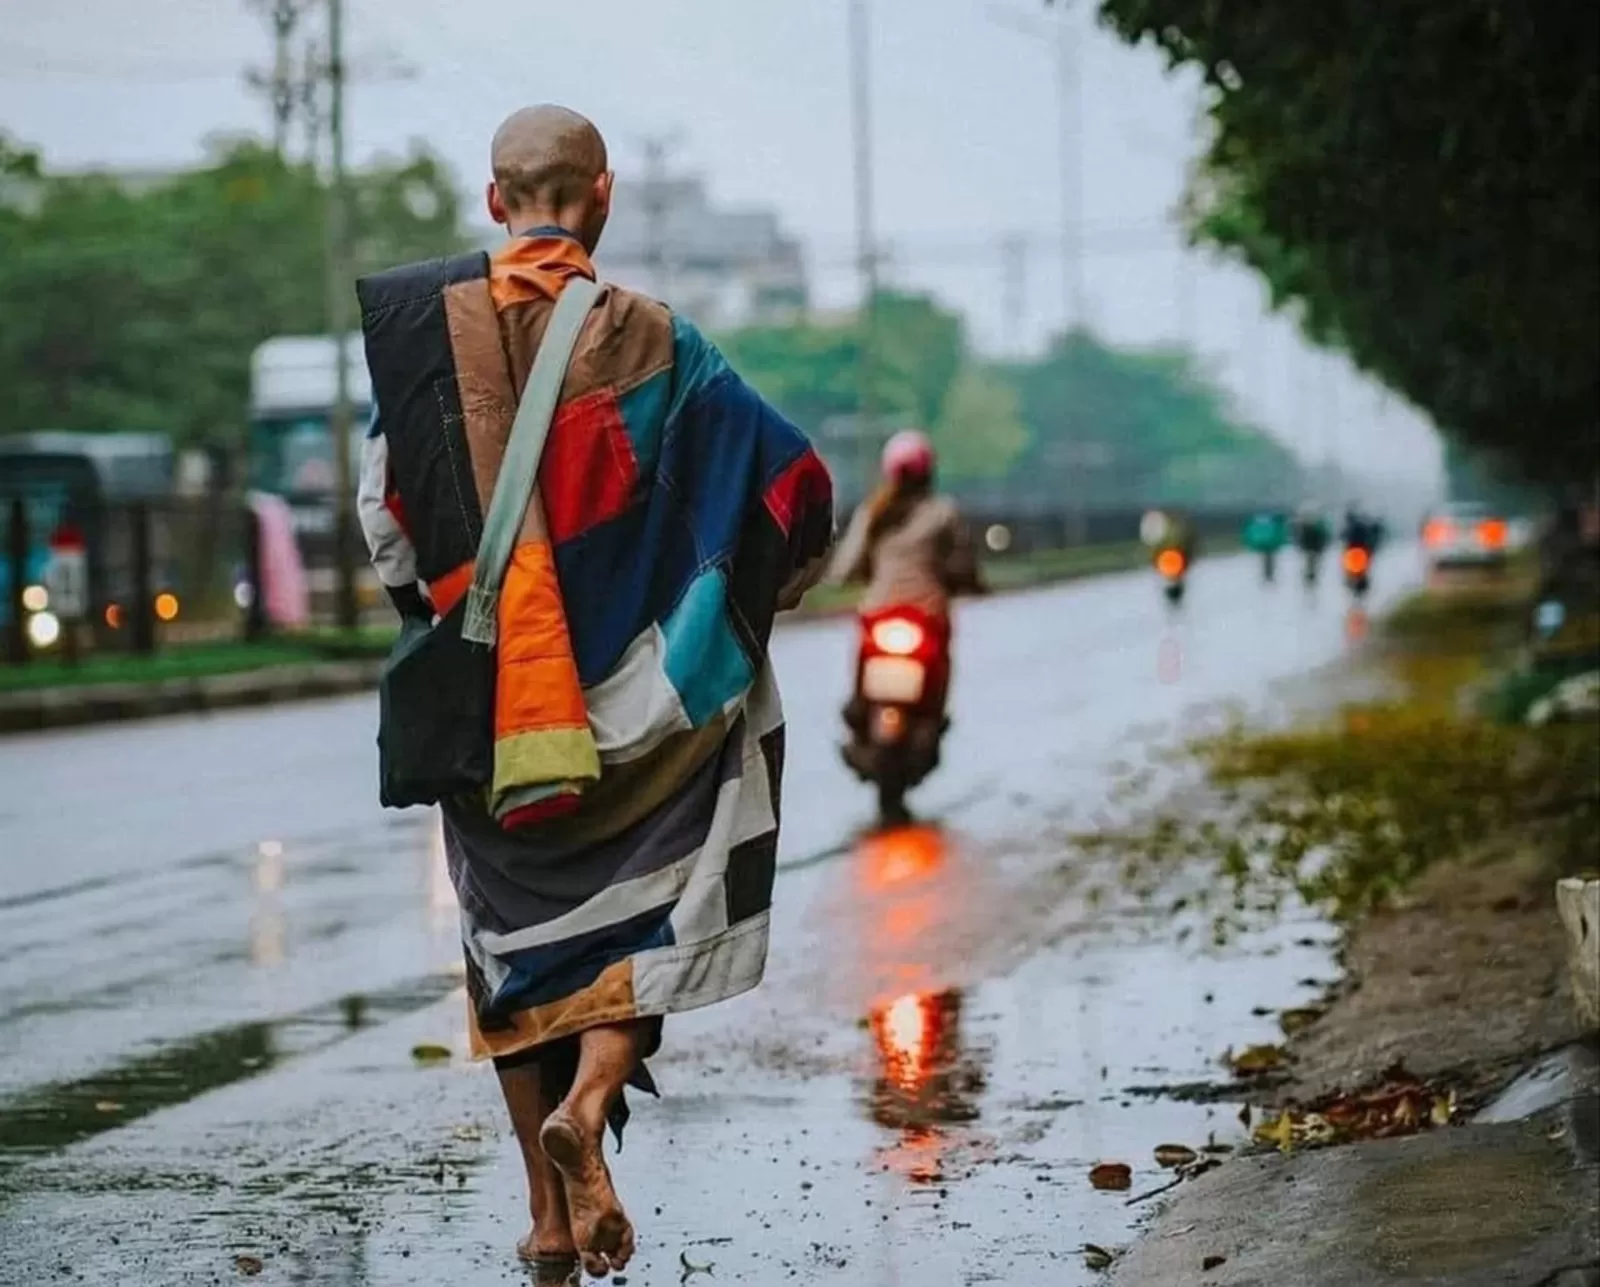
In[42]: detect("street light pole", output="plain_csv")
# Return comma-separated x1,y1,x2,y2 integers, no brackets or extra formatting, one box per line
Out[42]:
1055,15,1084,334
325,0,358,630
849,0,879,509
990,5,1084,336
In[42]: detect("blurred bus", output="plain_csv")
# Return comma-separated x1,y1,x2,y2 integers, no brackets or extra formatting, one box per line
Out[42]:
247,334,370,548
248,334,380,614
0,431,176,645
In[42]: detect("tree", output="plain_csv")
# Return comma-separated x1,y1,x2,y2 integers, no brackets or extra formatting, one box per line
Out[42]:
0,135,466,448
716,288,965,434
933,364,1032,482
1083,0,1600,484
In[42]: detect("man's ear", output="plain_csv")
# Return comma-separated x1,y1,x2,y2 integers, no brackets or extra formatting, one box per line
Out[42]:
593,170,614,217
486,180,508,228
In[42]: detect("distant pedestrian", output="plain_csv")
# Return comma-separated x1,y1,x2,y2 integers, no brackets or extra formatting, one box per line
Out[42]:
357,105,833,1282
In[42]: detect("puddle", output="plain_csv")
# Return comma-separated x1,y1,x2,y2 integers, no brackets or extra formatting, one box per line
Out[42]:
0,971,459,1164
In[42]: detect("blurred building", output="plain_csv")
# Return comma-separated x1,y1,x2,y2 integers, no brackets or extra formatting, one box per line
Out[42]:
476,173,808,332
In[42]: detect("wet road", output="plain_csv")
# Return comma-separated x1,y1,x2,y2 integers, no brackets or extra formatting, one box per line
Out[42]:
0,552,1416,1286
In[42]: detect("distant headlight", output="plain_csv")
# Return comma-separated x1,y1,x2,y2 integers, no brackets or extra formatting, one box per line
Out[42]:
21,584,48,613
27,610,61,649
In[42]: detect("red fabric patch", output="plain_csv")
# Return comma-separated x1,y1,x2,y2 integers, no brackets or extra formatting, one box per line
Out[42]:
384,488,409,537
500,793,582,830
764,449,829,535
539,389,639,544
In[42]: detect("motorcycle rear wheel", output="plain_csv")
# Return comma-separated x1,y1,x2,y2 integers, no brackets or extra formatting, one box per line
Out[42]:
877,777,911,827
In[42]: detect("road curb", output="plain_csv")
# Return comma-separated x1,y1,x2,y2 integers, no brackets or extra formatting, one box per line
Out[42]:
0,658,386,735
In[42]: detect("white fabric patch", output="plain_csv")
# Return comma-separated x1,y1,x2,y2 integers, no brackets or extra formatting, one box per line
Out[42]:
631,911,771,1016
584,624,693,764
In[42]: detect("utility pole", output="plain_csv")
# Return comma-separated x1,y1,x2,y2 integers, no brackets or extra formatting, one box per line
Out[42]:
1055,14,1084,333
324,0,357,630
1176,242,1196,350
849,0,879,507
637,132,682,303
1000,232,1027,358
989,6,1085,336
246,0,310,155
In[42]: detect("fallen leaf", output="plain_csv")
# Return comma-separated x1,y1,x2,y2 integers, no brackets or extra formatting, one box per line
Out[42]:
1082,1244,1116,1271
1278,1006,1324,1037
1430,1092,1456,1127
410,1043,452,1064
1228,1044,1286,1076
1253,1112,1295,1153
452,1124,485,1142
93,1101,123,1114
1202,1253,1228,1271
1089,1162,1133,1191
1154,1144,1199,1169
235,1256,265,1277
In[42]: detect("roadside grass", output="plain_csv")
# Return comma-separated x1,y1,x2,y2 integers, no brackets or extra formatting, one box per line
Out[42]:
0,630,394,694
1079,573,1600,928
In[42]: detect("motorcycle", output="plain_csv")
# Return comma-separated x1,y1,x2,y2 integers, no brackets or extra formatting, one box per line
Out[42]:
1342,543,1373,597
841,604,951,824
1156,546,1188,604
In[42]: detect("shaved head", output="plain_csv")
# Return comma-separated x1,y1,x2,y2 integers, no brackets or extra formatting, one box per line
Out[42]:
488,105,612,247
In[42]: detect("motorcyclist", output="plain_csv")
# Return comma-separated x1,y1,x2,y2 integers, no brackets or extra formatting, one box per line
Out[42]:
826,430,985,614
1341,503,1380,551
1293,502,1332,580
827,431,984,786
1243,509,1289,578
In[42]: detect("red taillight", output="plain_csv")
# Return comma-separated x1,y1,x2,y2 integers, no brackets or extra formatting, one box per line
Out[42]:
1344,546,1371,575
1477,518,1507,549
1156,548,1186,578
1423,519,1455,548
870,617,925,656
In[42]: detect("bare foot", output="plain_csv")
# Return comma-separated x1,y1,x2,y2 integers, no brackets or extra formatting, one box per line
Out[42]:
515,1184,578,1284
540,1106,636,1279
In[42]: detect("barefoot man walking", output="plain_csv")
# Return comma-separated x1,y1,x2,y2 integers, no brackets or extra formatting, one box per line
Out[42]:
355,106,834,1281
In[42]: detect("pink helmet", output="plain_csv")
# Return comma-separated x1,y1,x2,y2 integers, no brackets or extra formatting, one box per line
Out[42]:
881,429,935,483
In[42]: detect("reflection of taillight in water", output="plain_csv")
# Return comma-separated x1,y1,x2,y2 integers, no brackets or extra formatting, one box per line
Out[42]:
877,993,934,1093
869,616,925,657
1343,546,1371,576
1156,548,1186,579
1345,607,1370,644
859,823,946,891
866,988,977,1132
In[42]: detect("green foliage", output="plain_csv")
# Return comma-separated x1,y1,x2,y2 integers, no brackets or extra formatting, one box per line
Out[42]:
0,134,466,448
932,364,1031,482
1088,0,1600,483
999,332,1300,507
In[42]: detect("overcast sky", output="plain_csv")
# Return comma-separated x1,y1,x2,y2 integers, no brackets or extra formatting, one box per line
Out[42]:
0,0,1441,486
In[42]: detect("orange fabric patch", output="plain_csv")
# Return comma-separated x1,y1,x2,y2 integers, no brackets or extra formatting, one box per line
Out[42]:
465,958,638,1061
495,539,588,738
427,559,475,619
489,235,597,311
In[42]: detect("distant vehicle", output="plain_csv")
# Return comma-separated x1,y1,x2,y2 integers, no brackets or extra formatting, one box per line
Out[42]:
248,334,370,550
1421,501,1510,570
0,431,176,646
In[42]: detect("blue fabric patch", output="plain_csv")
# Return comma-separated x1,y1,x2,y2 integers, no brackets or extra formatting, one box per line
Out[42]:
617,368,670,477
661,569,753,726
490,903,677,1015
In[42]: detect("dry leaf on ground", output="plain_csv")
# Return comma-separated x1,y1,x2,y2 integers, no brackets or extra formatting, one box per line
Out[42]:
1089,1162,1133,1191
1228,1043,1286,1076
1082,1244,1117,1271
410,1043,452,1064
1154,1143,1199,1169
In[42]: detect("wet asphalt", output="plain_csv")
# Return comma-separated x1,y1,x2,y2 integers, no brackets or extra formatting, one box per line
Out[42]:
0,552,1417,1287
